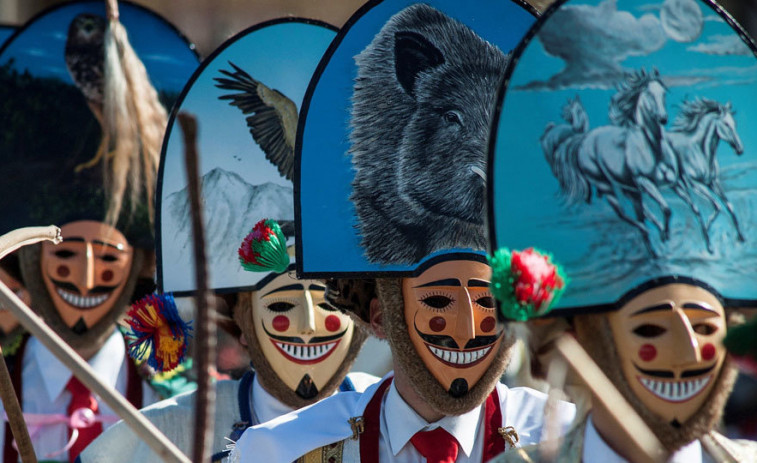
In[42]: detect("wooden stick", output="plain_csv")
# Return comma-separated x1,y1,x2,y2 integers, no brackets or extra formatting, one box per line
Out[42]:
553,334,667,463
0,227,64,463
0,343,36,463
0,284,190,463
104,0,119,21
178,112,215,463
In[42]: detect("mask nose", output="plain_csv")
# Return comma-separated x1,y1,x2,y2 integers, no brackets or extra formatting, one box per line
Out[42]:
74,243,96,295
671,309,701,367
297,290,316,336
452,288,476,349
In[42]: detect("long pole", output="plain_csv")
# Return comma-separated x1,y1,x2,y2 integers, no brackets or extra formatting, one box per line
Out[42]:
178,112,216,463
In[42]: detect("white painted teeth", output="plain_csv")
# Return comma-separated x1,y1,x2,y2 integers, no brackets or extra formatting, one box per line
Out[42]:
428,346,492,366
639,375,711,402
276,341,337,361
56,289,109,308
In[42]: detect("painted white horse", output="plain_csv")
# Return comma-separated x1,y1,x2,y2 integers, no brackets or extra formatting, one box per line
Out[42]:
667,98,745,252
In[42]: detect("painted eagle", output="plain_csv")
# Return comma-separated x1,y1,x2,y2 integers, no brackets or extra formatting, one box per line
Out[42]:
214,62,298,180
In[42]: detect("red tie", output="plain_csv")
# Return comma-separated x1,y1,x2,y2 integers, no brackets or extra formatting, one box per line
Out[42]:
66,376,103,462
411,427,460,463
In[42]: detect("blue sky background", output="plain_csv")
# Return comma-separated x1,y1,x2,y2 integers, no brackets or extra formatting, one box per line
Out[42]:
491,0,757,311
157,21,335,292
159,21,335,196
298,0,536,276
0,1,197,92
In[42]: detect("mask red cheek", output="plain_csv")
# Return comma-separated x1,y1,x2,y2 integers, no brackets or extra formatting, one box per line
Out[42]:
272,315,289,332
57,265,70,278
325,315,341,332
638,344,657,362
101,270,114,282
429,316,446,332
701,343,716,361
480,316,495,333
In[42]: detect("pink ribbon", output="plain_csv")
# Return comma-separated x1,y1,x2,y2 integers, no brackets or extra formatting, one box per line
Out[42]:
3,409,119,458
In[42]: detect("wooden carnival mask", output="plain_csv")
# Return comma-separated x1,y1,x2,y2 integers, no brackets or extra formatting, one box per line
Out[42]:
40,221,134,332
251,273,355,399
402,259,503,397
608,283,726,424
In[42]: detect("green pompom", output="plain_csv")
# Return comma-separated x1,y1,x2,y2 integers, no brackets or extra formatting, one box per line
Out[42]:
238,219,290,274
723,317,757,357
488,247,566,322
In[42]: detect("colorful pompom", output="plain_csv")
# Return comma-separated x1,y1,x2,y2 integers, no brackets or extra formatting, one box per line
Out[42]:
238,219,290,274
489,248,566,321
126,293,192,372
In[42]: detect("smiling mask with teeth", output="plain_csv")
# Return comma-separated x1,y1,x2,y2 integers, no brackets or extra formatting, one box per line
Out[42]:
19,220,144,359
608,283,726,424
403,259,503,398
376,256,514,416
234,271,367,408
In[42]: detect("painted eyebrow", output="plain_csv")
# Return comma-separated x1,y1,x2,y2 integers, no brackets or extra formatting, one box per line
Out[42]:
92,240,125,251
63,237,124,251
632,302,674,316
682,302,718,314
414,279,461,288
309,284,326,291
263,284,304,297
467,279,489,287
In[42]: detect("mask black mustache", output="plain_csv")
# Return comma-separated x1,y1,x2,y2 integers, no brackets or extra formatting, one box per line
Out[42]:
633,363,716,379
414,320,500,350
261,322,346,344
50,278,118,295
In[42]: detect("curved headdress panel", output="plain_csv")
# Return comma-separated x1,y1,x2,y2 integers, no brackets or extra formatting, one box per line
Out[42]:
295,0,537,278
0,1,198,248
488,0,757,314
156,19,337,295
0,25,15,47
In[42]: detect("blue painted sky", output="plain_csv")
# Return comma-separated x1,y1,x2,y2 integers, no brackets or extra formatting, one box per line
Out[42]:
0,1,197,92
158,21,336,293
298,0,536,276
491,0,757,311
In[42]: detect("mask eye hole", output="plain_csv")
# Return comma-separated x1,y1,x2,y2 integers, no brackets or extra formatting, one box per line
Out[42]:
101,254,119,262
267,302,295,313
318,302,337,312
693,323,718,335
633,324,666,338
420,295,454,310
475,296,495,309
54,250,75,259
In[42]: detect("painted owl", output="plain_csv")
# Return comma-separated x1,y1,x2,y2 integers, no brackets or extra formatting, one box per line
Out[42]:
65,13,106,108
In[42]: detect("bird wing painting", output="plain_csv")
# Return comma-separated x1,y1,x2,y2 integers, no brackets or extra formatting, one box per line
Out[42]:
215,62,298,180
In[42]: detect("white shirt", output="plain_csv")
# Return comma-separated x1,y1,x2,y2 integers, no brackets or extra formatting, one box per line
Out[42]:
0,331,160,462
380,382,483,462
583,415,703,463
250,374,293,425
231,372,577,462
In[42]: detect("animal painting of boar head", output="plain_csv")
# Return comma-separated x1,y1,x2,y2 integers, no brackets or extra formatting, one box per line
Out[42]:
350,4,508,265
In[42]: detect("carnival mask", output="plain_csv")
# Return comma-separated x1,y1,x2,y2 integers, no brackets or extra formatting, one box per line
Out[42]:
252,273,354,399
40,221,133,333
608,283,726,424
402,259,503,398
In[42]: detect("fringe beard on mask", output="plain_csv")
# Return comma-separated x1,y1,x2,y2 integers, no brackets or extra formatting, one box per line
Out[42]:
376,278,515,416
574,313,738,453
233,291,369,409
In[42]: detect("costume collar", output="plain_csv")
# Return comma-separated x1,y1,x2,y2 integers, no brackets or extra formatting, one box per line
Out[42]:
383,381,481,457
30,329,124,402
251,373,295,424
584,415,703,463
